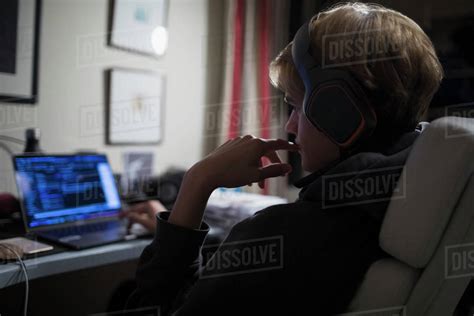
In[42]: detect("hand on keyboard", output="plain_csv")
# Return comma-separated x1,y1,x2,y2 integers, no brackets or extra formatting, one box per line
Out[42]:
119,200,168,234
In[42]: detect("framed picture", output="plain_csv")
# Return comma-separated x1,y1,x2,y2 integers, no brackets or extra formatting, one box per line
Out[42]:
108,0,170,57
121,151,154,197
0,0,42,104
106,68,165,145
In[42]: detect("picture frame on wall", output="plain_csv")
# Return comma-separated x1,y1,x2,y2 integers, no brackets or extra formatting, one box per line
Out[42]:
108,0,170,57
106,68,165,145
121,151,155,198
0,0,42,104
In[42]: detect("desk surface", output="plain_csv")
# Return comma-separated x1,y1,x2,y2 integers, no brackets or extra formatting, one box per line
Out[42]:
0,238,152,289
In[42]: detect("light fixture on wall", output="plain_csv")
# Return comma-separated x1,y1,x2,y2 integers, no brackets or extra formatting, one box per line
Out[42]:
108,0,170,58
151,26,168,56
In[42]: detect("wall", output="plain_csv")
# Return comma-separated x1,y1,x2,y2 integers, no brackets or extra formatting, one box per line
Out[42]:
0,0,209,195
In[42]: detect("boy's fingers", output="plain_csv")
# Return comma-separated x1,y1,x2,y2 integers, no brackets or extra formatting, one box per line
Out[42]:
258,163,292,180
122,200,167,217
258,158,265,189
122,203,149,215
126,212,153,231
264,151,282,164
262,139,299,153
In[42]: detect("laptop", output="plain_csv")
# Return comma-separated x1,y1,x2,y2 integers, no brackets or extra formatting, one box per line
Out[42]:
12,153,137,249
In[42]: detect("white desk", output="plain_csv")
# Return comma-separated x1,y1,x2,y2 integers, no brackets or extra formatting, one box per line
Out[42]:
0,238,152,289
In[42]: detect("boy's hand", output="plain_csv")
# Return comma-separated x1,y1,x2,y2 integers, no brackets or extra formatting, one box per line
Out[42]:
119,200,168,233
194,135,299,190
169,136,299,229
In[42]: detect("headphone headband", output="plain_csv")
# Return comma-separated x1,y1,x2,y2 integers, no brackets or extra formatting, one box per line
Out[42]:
291,21,377,150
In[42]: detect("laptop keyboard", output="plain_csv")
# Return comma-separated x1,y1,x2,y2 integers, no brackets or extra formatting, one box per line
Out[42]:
46,221,121,237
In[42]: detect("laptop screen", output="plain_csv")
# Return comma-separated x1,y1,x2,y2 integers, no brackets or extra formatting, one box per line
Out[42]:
13,154,122,229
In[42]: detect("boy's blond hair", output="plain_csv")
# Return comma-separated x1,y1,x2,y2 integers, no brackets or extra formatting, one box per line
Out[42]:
270,2,443,141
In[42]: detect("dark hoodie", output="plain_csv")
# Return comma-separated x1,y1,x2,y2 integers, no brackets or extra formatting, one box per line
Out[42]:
126,126,423,316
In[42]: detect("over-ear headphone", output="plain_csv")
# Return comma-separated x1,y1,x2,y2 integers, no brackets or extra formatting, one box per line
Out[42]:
291,21,377,150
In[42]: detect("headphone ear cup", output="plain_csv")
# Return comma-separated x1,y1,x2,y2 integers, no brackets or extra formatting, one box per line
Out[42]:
302,69,376,148
291,21,376,149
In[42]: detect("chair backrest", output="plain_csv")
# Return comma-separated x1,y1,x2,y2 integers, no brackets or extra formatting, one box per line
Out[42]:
346,117,474,316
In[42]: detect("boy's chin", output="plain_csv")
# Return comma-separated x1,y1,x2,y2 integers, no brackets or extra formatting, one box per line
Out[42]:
301,159,319,174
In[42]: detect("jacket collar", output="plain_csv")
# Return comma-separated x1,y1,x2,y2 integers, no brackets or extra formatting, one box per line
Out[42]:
294,124,426,204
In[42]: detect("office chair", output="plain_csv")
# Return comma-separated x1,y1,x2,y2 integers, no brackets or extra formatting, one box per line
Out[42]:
346,116,474,315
